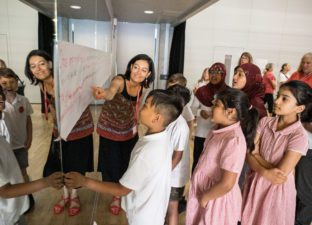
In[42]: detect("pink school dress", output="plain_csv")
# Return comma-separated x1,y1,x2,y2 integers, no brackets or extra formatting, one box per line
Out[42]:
186,122,246,225
242,117,308,225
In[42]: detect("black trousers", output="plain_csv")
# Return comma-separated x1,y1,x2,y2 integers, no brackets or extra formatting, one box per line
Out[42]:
264,93,274,114
97,135,138,182
295,150,312,225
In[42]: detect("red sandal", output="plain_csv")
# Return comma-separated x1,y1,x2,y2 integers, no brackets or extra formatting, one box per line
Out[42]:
54,196,69,214
109,196,121,215
68,197,81,216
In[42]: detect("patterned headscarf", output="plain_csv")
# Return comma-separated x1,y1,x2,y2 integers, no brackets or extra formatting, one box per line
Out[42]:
195,63,228,107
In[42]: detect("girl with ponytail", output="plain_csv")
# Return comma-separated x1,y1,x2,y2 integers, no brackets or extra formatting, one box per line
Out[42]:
242,80,311,225
186,88,259,225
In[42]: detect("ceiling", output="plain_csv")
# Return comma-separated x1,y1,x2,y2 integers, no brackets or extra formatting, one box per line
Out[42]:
19,0,218,25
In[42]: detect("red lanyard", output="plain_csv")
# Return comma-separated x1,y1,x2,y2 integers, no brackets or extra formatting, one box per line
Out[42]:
43,90,49,121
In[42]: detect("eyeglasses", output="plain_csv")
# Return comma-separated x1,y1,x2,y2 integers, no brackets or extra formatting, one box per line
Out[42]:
209,70,223,76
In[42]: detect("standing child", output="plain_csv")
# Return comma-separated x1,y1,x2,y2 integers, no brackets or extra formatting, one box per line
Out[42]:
242,80,312,225
167,74,195,129
0,68,34,211
0,68,33,180
0,86,10,143
166,74,194,214
186,88,259,225
0,138,63,225
191,63,229,172
65,89,183,225
165,84,191,225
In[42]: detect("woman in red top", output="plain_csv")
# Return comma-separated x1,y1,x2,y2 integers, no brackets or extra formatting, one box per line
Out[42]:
262,63,276,116
288,52,312,224
289,52,312,88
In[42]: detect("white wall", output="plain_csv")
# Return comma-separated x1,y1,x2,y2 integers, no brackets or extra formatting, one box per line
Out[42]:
116,22,157,74
65,20,157,78
184,0,312,88
0,0,38,102
69,19,112,52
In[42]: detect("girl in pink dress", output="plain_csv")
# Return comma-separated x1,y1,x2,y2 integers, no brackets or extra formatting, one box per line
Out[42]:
186,87,259,225
242,80,312,225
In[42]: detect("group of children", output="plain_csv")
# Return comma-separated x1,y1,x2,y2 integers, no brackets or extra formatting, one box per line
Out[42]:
0,56,311,225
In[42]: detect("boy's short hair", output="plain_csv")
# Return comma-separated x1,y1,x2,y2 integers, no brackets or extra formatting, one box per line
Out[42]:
167,84,191,107
167,74,187,87
0,68,19,81
147,89,183,127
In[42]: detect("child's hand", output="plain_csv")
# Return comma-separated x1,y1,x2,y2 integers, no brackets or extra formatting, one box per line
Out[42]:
263,168,287,184
92,86,105,100
198,193,209,208
200,110,210,120
46,172,64,189
64,172,86,189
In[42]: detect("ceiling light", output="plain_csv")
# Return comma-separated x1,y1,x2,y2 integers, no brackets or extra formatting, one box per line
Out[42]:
70,5,81,9
144,10,154,14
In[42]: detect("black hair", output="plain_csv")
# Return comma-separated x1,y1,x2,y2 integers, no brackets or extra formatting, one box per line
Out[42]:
166,84,191,107
216,87,259,150
146,89,183,127
280,63,288,72
0,86,5,101
280,80,312,122
24,49,53,85
0,68,19,80
233,65,241,74
124,54,155,88
0,59,6,68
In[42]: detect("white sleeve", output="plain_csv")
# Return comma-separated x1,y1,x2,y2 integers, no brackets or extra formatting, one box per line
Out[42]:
0,169,8,187
191,96,200,116
119,154,152,191
181,105,195,122
0,143,9,186
174,126,190,152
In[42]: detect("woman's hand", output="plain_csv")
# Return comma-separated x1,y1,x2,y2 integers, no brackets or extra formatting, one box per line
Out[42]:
92,86,106,100
200,110,210,119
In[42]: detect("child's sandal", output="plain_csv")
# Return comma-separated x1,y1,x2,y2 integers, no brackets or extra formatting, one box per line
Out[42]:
68,197,81,216
54,195,69,214
109,196,121,215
